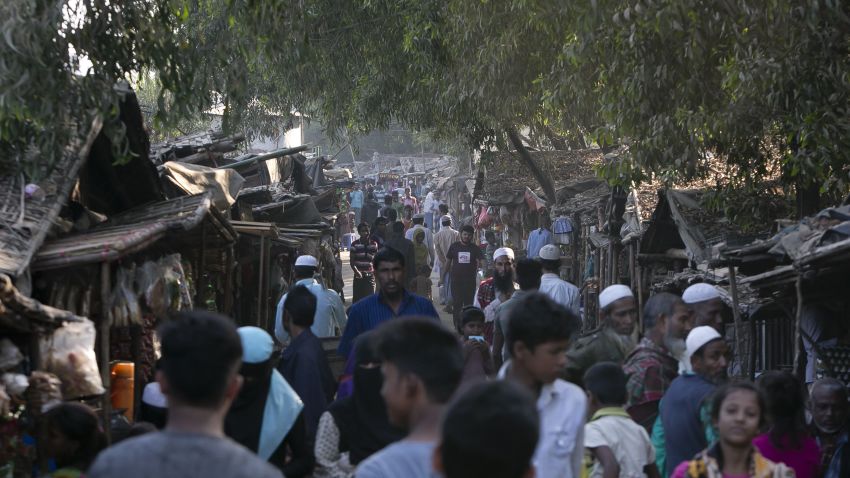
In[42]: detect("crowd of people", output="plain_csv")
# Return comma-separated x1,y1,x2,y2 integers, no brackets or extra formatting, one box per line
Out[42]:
40,187,850,478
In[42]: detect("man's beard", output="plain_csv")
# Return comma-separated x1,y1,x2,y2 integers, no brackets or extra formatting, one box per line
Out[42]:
613,332,635,353
664,335,687,358
493,269,515,294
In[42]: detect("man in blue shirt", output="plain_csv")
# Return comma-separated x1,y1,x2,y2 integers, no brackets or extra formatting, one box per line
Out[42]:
278,285,338,442
275,255,346,345
350,184,364,225
527,215,555,259
337,247,439,358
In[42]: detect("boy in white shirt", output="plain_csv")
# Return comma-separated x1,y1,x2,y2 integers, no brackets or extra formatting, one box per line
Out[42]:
499,292,586,478
583,362,660,478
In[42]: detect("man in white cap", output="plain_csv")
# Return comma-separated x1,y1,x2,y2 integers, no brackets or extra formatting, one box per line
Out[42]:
656,326,729,477
474,247,517,343
537,244,580,316
275,254,346,345
434,214,459,306
564,284,637,384
682,283,725,333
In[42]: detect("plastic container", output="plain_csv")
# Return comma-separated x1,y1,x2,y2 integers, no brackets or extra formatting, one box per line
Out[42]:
110,361,135,422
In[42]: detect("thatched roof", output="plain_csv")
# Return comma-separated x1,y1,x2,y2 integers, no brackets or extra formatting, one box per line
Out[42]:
478,149,603,202
32,193,235,271
0,118,103,278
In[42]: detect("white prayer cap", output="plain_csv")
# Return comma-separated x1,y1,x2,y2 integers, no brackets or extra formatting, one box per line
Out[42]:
142,382,167,408
294,255,318,268
441,215,453,224
493,247,515,261
686,325,723,357
238,326,274,364
599,284,634,309
682,283,720,304
539,244,560,261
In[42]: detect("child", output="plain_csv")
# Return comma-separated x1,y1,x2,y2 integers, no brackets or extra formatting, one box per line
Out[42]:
434,381,539,478
460,306,494,382
671,382,793,478
583,362,660,478
44,402,106,477
501,292,585,478
355,317,463,478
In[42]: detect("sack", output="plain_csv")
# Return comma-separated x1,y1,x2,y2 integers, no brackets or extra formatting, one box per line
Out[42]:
40,319,105,399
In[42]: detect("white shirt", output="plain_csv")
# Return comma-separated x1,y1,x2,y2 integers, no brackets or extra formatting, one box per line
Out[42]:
275,278,347,344
585,414,655,478
499,362,587,478
539,273,581,316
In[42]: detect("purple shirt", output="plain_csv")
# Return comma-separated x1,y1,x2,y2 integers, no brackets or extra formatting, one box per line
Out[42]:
753,432,820,478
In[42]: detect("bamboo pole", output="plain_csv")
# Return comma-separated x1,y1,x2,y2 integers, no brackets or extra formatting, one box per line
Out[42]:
728,263,746,378
793,274,804,377
100,262,112,444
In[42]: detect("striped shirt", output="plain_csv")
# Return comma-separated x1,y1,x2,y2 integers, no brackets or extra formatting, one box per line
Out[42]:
350,238,378,273
337,291,439,357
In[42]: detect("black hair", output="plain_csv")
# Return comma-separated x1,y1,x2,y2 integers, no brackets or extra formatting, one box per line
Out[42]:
757,371,808,450
584,362,627,406
375,317,462,403
439,204,449,213
710,380,767,428
540,258,560,272
485,230,496,241
373,246,406,269
440,381,539,478
44,402,106,470
283,285,317,327
357,222,370,232
293,265,316,279
374,217,389,227
462,306,485,326
412,216,424,225
158,311,243,407
643,292,683,330
515,258,542,291
507,292,580,356
384,196,393,205
392,221,405,234
387,208,398,222
460,225,474,234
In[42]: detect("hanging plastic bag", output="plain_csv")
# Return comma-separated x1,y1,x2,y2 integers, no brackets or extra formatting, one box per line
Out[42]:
40,319,105,399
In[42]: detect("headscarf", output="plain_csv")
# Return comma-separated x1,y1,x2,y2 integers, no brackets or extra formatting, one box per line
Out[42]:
328,333,404,465
224,327,303,460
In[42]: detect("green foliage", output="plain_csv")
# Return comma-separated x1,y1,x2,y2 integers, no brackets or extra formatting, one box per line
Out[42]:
3,0,850,214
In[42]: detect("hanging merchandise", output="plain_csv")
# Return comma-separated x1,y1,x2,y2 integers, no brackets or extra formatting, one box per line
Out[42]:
476,206,493,228
109,264,142,327
40,320,104,399
136,254,194,318
25,371,62,415
553,216,574,245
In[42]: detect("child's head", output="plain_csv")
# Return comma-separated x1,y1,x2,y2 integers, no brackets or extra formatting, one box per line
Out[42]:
435,381,539,478
375,317,463,429
583,362,627,410
757,371,807,449
508,292,580,384
710,381,765,448
461,306,485,338
44,402,106,470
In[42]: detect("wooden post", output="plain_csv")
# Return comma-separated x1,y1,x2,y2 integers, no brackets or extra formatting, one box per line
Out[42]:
257,236,266,328
262,237,272,330
793,274,804,377
195,224,207,308
223,245,234,316
572,212,581,285
100,262,112,444
728,263,746,378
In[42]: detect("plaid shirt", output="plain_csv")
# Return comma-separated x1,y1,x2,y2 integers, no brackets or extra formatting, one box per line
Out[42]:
622,337,679,408
476,277,496,309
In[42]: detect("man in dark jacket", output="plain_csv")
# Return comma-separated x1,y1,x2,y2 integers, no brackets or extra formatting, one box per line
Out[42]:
278,285,337,441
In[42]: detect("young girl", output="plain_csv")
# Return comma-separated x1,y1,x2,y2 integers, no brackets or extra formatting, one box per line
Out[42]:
671,382,794,478
753,371,820,478
44,403,106,478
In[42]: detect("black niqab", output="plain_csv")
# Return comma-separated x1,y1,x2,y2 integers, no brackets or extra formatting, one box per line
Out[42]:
328,333,404,464
224,360,274,452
